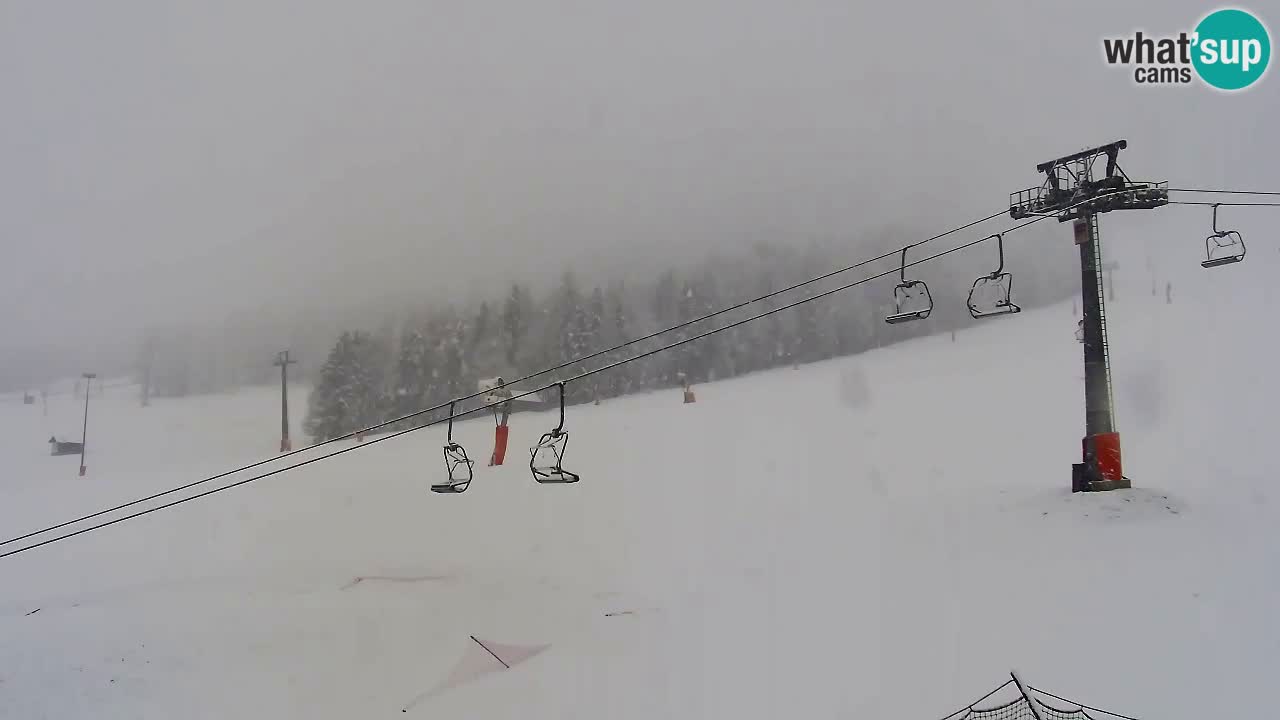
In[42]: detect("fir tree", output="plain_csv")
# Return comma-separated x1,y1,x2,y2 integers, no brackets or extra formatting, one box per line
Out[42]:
303,331,390,441
435,313,468,402
471,301,492,356
551,272,596,401
392,327,433,428
793,290,822,363
581,286,606,398
586,287,604,347
501,284,529,369
650,269,681,385
601,283,632,396
556,271,585,365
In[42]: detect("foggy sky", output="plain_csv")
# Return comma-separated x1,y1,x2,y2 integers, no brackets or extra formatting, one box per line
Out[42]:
2,0,1276,388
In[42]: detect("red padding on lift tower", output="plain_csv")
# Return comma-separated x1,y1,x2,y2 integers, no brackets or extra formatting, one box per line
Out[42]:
491,424,509,466
1092,432,1123,481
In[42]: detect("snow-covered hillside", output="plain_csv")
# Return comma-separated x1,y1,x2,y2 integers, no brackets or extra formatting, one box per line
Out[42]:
2,219,1278,719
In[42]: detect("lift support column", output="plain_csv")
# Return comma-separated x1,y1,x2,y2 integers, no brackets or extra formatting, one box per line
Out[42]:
1073,213,1126,491
1006,139,1167,492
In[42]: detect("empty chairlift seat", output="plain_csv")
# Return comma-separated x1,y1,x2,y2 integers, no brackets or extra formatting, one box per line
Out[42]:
1202,203,1246,268
435,443,474,494
967,233,1022,319
530,431,578,484
885,244,934,324
528,382,580,484
432,402,475,494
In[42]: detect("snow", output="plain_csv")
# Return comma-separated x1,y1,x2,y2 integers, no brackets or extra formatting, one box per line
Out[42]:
2,227,1278,719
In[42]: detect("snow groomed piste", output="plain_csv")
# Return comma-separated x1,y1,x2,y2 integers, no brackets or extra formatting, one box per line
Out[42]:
2,167,1278,716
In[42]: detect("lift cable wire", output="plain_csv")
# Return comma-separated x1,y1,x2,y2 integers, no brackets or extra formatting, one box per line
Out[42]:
1167,200,1280,207
1167,188,1280,196
3,190,1159,561
0,208,1009,550
37,185,1272,550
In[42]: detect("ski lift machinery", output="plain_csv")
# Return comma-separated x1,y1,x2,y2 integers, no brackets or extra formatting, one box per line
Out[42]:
530,382,580,484
967,233,1022,319
1201,203,1246,268
433,401,475,494
884,243,934,324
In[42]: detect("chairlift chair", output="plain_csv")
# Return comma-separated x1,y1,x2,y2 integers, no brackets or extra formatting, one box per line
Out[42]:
433,402,475,494
967,233,1022,319
530,382,580,484
1201,204,1246,268
885,244,934,324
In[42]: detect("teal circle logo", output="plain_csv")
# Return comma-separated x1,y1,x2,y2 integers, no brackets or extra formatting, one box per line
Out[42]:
1192,9,1271,90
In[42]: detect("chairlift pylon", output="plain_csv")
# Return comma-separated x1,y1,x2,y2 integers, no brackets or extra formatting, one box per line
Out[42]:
433,401,475,494
967,233,1022,319
530,382,580,484
1201,203,1246,268
884,244,933,324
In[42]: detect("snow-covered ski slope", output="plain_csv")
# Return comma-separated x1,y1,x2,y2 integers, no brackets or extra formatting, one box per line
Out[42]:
3,218,1278,719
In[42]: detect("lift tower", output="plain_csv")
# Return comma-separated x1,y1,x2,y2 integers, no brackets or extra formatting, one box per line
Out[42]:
273,350,297,452
1008,140,1167,492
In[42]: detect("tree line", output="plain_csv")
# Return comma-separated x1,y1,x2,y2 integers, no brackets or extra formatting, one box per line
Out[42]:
300,237,1077,441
